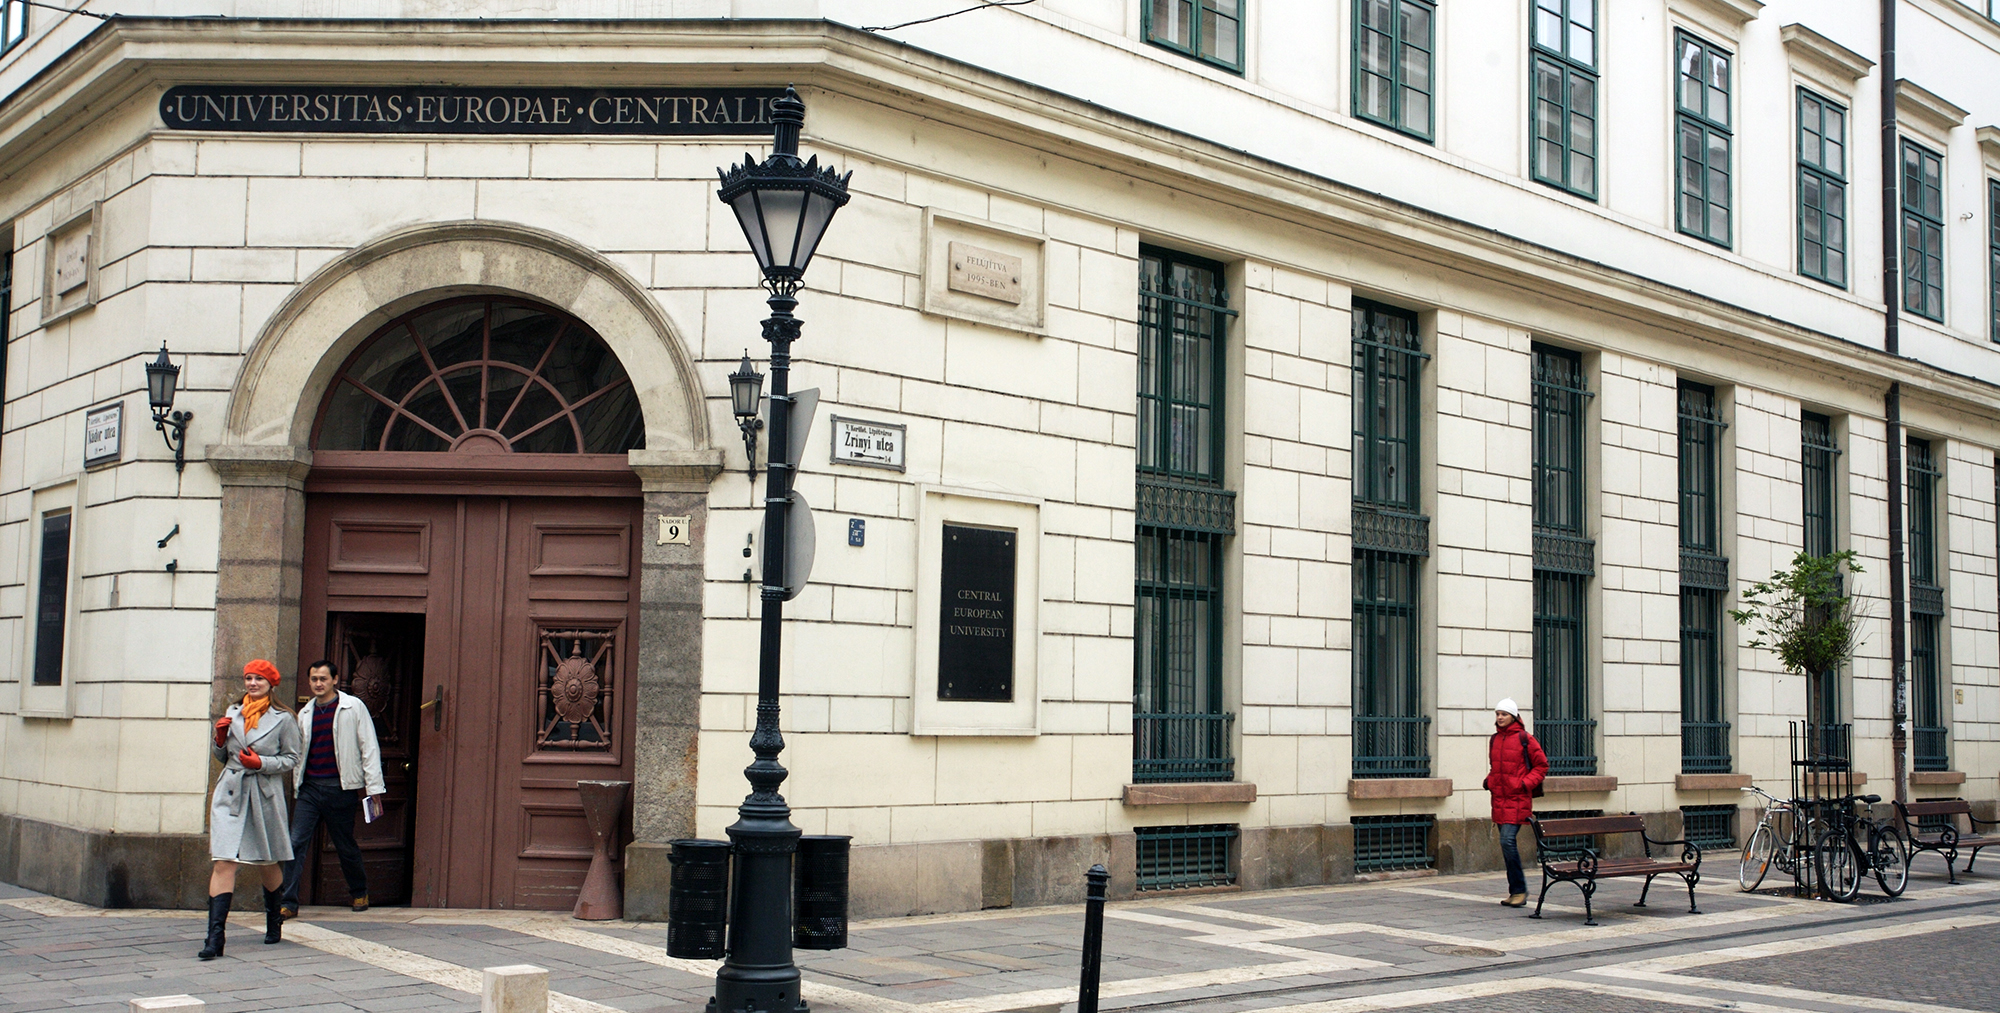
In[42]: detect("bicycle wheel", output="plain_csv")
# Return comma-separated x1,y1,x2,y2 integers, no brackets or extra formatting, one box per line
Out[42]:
1791,817,1823,895
1874,824,1909,897
1816,826,1861,902
1738,822,1776,891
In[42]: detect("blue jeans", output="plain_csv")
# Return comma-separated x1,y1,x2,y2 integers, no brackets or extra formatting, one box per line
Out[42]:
1499,823,1528,895
282,778,368,906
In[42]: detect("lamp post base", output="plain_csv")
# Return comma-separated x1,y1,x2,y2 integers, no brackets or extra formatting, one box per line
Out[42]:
712,811,805,1013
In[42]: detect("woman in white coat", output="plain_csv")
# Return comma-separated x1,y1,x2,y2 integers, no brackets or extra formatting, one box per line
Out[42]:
201,658,302,960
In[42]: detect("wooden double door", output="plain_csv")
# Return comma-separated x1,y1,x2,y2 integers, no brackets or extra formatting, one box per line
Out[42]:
301,492,640,910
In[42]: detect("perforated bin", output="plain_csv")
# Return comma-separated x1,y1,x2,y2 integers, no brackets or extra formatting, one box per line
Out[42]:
666,839,731,959
793,834,852,950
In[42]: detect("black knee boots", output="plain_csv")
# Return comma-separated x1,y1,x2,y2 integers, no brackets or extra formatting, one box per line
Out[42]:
263,889,283,944
198,893,231,960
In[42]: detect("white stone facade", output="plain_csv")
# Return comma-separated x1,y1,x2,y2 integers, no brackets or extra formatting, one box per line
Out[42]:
0,3,1995,913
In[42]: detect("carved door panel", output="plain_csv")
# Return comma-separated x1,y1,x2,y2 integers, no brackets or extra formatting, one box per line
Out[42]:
494,497,640,909
307,612,424,906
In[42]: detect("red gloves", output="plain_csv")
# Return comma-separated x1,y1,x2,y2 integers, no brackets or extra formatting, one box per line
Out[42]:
214,717,233,747
237,748,263,770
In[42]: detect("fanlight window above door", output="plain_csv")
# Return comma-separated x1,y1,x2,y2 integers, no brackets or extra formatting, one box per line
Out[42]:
315,298,644,454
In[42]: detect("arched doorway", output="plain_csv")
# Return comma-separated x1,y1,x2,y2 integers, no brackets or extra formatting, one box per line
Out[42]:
298,296,645,911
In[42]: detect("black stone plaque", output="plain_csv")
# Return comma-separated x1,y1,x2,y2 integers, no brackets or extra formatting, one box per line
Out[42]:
937,524,1016,702
159,85,784,136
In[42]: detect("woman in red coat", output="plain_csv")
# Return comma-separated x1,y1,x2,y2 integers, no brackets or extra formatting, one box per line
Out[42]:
1485,698,1548,907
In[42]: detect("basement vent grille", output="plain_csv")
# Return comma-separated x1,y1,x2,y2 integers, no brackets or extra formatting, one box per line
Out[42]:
1134,824,1237,891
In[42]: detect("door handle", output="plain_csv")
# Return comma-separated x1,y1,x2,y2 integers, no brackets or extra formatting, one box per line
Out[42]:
420,685,443,730
402,762,412,772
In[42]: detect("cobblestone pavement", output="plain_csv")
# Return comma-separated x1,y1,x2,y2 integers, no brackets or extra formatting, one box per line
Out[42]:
6,860,1999,1013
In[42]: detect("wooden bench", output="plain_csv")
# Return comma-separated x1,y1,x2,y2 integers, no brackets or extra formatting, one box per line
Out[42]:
1893,799,1997,884
1528,813,1702,926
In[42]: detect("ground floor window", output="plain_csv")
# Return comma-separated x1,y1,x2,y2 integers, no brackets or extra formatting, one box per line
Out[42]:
1679,587,1729,773
1912,614,1948,771
1533,570,1594,775
1134,527,1231,782
1353,549,1427,778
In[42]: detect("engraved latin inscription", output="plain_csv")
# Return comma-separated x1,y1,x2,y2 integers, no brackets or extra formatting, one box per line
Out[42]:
947,242,1024,305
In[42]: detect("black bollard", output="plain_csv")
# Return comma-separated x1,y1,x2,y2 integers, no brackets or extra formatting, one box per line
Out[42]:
1078,864,1109,1013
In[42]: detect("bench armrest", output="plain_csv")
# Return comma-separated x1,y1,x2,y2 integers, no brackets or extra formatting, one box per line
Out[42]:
1643,833,1703,867
1967,812,1999,831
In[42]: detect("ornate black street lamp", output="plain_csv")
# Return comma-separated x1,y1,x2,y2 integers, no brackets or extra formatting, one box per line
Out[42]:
145,344,193,472
711,85,850,1013
729,351,766,504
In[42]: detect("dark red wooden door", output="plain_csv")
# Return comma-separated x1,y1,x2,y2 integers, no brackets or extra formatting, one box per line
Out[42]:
302,492,639,909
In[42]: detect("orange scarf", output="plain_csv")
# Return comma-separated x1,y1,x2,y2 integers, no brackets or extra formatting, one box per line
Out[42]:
240,694,272,731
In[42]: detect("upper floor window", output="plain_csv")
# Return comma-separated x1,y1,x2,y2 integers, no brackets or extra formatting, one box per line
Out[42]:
1146,0,1243,73
1798,90,1848,287
1354,0,1435,141
1530,0,1597,199
1,1,26,54
1902,140,1946,322
1674,32,1732,247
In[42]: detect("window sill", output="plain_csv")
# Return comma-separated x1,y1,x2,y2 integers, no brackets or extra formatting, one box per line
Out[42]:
1675,772,1752,791
1542,775,1618,793
1911,770,1967,785
1347,777,1452,799
1123,782,1256,806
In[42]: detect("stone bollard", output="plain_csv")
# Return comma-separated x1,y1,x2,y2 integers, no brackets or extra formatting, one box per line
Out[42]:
131,998,204,1013
482,965,551,1013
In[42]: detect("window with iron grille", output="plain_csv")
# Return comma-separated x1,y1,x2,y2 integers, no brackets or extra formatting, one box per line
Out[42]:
0,1,25,53
1678,382,1730,774
1532,345,1595,776
1797,90,1848,287
1674,32,1732,247
1136,248,1235,784
1353,814,1434,873
1354,0,1436,141
1989,180,1999,343
1536,808,1603,854
1902,140,1946,322
1144,0,1243,73
1135,824,1237,890
1802,412,1842,729
1681,804,1737,851
1908,438,1947,772
1531,0,1597,199
1353,300,1428,779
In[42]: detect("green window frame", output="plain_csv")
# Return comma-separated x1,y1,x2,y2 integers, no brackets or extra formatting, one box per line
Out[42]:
1988,179,1999,342
1145,0,1244,73
1902,139,1946,322
1674,32,1732,247
1907,437,1947,772
1135,246,1235,783
1801,411,1841,730
1139,249,1228,483
1353,549,1427,778
1678,382,1730,773
1353,0,1435,142
1530,0,1598,199
1798,90,1848,287
1532,345,1594,775
1352,299,1428,779
1352,300,1424,511
1907,437,1939,588
1801,412,1839,559
0,0,25,53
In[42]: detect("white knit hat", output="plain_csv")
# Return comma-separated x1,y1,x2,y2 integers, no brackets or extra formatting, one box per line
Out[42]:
1495,698,1521,717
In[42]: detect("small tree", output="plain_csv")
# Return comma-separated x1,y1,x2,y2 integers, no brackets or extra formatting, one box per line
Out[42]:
1729,550,1864,687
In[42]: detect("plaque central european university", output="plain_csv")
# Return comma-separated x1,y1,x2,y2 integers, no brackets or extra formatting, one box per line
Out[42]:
936,525,1016,702
160,85,785,136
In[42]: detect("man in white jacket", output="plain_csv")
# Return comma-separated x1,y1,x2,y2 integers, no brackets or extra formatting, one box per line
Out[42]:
279,660,386,918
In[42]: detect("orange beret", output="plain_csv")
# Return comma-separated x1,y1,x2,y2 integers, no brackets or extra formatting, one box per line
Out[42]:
244,659,281,684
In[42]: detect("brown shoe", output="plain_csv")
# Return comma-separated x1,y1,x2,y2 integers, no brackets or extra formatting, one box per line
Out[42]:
1503,893,1527,908
351,895,369,913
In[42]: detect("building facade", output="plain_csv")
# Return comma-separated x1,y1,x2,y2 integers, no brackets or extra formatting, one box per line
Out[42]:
0,0,1997,916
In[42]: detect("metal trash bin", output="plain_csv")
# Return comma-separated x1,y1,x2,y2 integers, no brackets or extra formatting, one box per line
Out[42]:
793,834,852,950
667,839,731,959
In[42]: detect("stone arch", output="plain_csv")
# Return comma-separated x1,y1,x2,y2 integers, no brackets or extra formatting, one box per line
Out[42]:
224,219,711,456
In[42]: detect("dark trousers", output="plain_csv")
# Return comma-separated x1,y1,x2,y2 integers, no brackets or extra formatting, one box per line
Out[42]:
1499,822,1528,895
282,778,367,906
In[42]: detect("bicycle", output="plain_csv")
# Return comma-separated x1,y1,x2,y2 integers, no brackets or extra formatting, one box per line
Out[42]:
1738,785,1823,894
1813,792,1909,901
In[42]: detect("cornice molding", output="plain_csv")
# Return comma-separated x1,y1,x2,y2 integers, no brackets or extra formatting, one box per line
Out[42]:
1897,79,1969,140
7,19,2000,430
1669,0,1764,36
1976,125,2000,171
1779,23,1874,85
206,444,312,487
